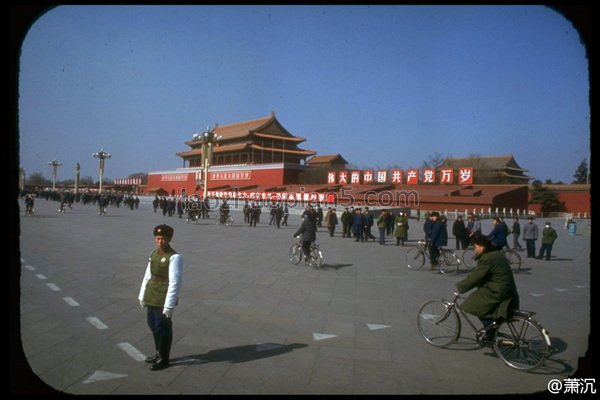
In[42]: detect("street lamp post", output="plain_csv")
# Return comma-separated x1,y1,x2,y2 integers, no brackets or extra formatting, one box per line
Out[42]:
191,125,222,199
92,149,111,193
75,163,81,195
48,159,62,191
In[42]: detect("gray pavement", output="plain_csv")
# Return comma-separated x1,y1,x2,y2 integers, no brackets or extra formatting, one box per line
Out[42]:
15,198,593,394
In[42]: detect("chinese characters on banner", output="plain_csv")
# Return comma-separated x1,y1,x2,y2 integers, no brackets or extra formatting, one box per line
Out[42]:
328,168,473,185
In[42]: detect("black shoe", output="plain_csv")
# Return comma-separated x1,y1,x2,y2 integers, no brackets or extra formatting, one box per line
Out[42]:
150,358,169,371
145,352,160,364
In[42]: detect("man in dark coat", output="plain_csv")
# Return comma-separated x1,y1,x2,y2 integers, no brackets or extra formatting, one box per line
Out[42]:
341,208,353,238
428,212,447,270
452,215,469,250
352,208,365,242
455,235,520,335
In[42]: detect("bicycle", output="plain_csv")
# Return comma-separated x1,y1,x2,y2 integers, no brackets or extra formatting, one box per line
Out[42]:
405,240,461,274
289,237,323,269
417,291,552,371
216,212,234,226
461,245,522,272
186,209,201,224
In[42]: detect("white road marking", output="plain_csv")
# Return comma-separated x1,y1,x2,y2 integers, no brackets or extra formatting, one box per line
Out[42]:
529,293,544,297
553,288,568,292
24,265,35,271
62,297,79,306
35,274,47,280
313,333,338,341
86,317,108,330
366,323,391,331
83,370,127,384
117,342,146,362
46,283,61,291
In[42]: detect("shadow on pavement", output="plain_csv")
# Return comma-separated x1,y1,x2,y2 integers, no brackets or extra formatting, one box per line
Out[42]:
319,263,353,270
169,342,308,366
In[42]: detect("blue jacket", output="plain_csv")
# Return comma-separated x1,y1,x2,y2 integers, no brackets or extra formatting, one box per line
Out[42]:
423,219,434,239
352,214,365,234
429,220,448,247
487,223,508,248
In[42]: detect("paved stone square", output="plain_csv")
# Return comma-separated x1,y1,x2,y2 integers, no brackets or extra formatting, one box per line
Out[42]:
15,198,592,394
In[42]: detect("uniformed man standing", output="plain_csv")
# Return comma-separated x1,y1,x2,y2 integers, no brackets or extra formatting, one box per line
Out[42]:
138,224,183,371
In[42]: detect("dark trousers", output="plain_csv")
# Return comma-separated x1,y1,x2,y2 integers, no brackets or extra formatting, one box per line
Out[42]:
302,240,312,259
378,227,386,244
538,243,554,260
429,246,440,266
525,239,536,258
513,233,522,249
455,237,469,250
342,223,351,238
146,306,173,359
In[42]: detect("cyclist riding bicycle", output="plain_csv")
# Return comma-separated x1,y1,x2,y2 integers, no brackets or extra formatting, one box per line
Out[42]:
487,217,509,251
455,234,520,341
219,200,230,225
294,208,317,262
25,194,35,215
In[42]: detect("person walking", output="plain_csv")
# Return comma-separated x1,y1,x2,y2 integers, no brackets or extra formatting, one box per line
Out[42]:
363,207,376,241
352,208,365,242
472,215,482,236
393,210,409,246
511,217,522,250
138,224,183,371
452,215,469,250
522,217,539,258
325,207,338,237
428,212,447,270
282,204,289,226
341,207,353,238
538,222,558,260
376,209,389,245
423,212,433,248
316,205,323,227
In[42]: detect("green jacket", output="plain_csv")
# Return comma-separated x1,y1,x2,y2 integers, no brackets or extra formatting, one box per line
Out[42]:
143,247,178,307
455,249,519,320
541,227,558,244
393,215,409,238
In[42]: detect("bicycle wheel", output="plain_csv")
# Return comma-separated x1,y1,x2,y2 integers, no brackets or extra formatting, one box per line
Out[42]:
406,247,425,270
461,247,477,270
417,299,461,347
505,250,522,273
439,250,459,274
225,215,234,226
289,244,303,265
493,316,550,371
308,247,323,269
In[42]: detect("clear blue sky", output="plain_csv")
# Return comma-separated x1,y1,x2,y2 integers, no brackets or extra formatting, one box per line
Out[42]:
18,5,589,184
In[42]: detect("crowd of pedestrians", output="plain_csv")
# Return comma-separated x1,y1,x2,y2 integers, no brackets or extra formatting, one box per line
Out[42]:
21,190,561,264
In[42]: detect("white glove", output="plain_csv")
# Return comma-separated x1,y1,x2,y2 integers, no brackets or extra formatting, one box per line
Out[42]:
139,299,145,308
163,308,173,318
